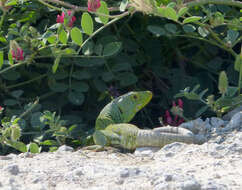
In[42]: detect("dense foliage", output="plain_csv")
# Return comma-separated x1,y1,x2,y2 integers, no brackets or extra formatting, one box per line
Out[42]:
0,0,241,154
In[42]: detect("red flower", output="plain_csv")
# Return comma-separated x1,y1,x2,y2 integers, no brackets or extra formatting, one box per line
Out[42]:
163,99,184,126
11,47,24,61
88,0,101,12
0,106,4,114
56,10,76,27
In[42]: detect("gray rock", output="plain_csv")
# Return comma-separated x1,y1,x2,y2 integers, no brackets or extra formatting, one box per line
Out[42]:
134,147,160,156
4,164,19,175
164,174,173,182
179,180,201,190
154,183,171,190
57,145,74,153
202,182,228,190
119,168,141,178
223,111,242,132
73,168,84,176
222,105,242,121
179,118,205,134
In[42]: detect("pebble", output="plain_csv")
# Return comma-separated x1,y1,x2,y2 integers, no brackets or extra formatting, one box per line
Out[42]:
3,165,19,175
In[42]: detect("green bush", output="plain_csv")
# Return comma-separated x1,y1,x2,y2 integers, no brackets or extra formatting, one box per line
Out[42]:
0,0,241,154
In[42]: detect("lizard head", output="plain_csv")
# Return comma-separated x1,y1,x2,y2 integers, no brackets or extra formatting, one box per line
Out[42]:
116,91,152,122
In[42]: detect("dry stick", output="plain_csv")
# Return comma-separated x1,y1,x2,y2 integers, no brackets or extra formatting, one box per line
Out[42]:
18,98,39,119
185,0,242,8
77,11,130,54
38,0,61,11
43,0,120,12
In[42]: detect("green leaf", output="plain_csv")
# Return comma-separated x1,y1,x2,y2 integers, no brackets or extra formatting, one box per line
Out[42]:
51,70,69,80
191,84,200,93
0,51,3,69
183,16,202,24
120,0,129,12
225,29,239,45
183,24,196,33
167,2,176,8
2,70,21,81
71,27,83,46
11,90,24,99
102,72,114,82
61,48,76,55
164,7,178,21
81,12,93,35
178,7,188,17
234,54,242,72
52,55,61,73
97,1,109,24
93,79,107,92
70,81,89,92
11,125,21,141
0,35,7,43
28,143,41,153
49,82,68,92
82,41,94,55
73,58,106,67
147,25,166,37
40,140,59,146
47,35,57,44
198,26,209,37
218,71,228,95
164,23,177,34
111,62,131,72
195,105,209,118
6,141,27,153
58,29,68,44
4,99,19,106
72,70,91,80
94,43,103,55
117,72,138,87
227,87,238,97
103,42,122,57
184,92,200,100
31,112,45,129
8,51,13,65
198,89,208,99
68,91,85,105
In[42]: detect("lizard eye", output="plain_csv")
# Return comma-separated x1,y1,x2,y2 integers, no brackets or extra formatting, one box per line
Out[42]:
133,95,137,99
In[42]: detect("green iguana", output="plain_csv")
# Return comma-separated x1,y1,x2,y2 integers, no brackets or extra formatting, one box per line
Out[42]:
92,91,204,151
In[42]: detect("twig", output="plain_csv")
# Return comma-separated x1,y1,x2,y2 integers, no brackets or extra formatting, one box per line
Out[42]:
19,98,39,119
43,0,120,12
185,0,242,8
77,11,130,54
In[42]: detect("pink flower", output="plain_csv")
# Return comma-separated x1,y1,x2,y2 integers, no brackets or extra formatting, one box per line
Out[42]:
88,0,101,12
11,47,24,61
56,10,76,27
163,99,184,126
165,110,172,125
178,99,183,108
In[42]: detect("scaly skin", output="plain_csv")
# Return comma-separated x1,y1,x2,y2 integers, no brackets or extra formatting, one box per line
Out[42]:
93,91,204,150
